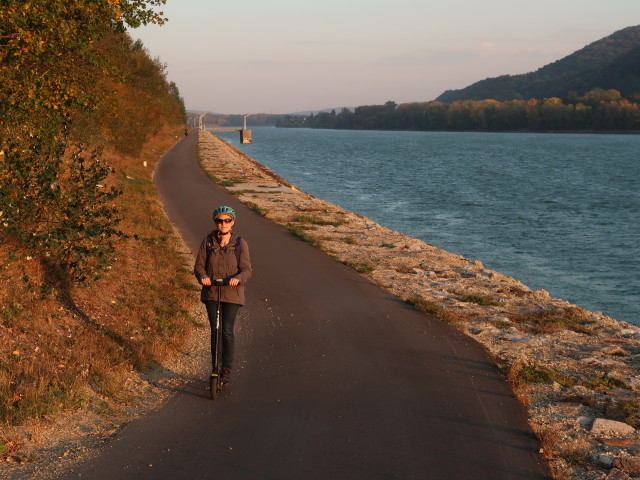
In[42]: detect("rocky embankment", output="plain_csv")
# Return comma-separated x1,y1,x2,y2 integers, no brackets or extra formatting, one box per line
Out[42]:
198,130,640,480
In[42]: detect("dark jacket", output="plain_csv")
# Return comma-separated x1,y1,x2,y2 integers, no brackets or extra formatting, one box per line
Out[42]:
194,231,252,305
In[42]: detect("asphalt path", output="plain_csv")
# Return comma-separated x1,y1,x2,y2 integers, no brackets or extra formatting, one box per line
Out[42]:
63,132,550,479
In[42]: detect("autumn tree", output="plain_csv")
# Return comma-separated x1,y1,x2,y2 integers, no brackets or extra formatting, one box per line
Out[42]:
0,0,172,283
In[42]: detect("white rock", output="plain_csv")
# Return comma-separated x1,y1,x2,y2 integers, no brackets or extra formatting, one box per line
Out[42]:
591,418,636,435
594,454,615,468
577,416,594,427
619,329,640,338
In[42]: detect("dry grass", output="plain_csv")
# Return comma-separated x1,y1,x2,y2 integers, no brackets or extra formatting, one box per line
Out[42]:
513,306,595,335
0,126,196,457
502,359,575,389
406,296,469,324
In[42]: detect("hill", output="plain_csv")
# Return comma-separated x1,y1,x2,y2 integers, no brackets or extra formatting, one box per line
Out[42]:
436,25,640,102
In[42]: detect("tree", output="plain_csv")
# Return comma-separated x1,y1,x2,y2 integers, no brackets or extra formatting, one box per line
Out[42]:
0,0,168,284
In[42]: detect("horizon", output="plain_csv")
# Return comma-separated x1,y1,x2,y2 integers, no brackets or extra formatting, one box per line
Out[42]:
132,1,640,115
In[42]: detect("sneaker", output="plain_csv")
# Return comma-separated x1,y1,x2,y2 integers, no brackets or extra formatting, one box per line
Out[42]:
221,367,232,382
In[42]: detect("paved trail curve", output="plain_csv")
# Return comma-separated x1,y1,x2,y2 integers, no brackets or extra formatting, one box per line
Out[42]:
64,133,550,479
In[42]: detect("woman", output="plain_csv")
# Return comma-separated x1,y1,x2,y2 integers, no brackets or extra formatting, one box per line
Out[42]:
194,206,252,382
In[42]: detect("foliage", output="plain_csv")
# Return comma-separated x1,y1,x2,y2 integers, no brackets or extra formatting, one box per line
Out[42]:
0,1,167,143
277,90,640,132
0,0,183,286
0,127,195,433
0,138,122,283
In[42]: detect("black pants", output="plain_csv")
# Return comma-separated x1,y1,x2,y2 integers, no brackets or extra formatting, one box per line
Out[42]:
204,301,240,369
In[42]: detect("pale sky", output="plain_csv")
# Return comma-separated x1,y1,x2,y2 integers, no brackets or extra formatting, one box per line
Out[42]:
132,0,640,114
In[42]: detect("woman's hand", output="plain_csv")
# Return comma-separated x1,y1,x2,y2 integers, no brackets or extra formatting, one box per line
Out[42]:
200,277,211,286
228,278,240,287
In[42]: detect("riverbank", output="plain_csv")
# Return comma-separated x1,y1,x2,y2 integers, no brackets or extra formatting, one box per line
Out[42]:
198,130,640,480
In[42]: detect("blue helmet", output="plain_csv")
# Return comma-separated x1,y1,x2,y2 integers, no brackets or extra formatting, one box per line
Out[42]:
213,205,236,219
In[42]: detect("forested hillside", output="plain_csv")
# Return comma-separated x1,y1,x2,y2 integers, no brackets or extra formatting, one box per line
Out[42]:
278,89,640,132
0,1,194,459
437,25,640,102
278,27,640,132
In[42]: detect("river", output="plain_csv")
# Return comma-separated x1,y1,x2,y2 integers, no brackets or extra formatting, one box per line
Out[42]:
211,126,639,325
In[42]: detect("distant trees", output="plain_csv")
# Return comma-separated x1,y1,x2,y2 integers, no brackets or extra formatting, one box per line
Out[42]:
0,0,185,284
276,90,640,133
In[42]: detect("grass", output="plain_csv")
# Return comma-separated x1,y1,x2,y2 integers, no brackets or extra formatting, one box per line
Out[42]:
500,360,575,388
379,243,395,248
458,294,501,306
406,296,444,316
514,307,596,335
245,201,268,217
342,236,357,245
290,214,345,227
405,296,468,324
342,261,374,273
584,375,629,390
0,126,197,456
285,223,323,248
231,189,263,197
219,177,243,187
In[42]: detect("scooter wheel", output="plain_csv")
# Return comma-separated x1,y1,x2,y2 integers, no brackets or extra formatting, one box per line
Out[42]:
210,374,219,400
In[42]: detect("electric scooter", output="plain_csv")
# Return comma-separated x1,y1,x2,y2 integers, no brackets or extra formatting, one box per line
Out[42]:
209,278,228,400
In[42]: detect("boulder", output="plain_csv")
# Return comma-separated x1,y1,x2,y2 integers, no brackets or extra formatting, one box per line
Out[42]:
591,418,636,435
613,456,640,473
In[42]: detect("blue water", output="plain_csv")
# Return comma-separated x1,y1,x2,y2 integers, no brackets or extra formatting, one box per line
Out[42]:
212,127,640,325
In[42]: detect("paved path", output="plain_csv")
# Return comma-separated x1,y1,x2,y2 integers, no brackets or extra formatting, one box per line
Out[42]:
64,133,550,479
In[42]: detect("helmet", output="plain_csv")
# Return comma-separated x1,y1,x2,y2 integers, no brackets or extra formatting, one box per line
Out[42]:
213,205,236,219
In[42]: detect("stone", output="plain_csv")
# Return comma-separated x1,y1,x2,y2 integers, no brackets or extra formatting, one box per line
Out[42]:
561,395,597,408
577,416,594,427
595,454,615,468
613,456,640,473
591,418,636,435
619,329,640,338
566,385,591,397
500,333,537,344
607,468,632,479
488,316,512,324
555,402,582,416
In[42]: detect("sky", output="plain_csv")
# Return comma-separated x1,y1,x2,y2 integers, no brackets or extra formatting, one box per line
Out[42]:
132,0,640,114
